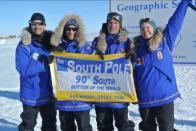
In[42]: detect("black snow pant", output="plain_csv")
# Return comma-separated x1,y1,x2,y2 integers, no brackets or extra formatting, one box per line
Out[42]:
95,106,135,131
59,110,92,131
18,102,57,131
139,102,176,131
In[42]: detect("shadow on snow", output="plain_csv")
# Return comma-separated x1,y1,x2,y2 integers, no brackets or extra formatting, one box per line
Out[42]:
0,118,17,131
0,90,19,100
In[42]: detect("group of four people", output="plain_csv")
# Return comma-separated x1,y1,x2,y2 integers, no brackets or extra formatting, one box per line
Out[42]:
15,0,192,131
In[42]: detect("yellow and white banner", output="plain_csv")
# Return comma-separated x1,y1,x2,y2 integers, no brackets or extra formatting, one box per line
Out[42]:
50,52,138,103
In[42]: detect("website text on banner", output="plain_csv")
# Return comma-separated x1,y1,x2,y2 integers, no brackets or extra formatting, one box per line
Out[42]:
51,52,138,103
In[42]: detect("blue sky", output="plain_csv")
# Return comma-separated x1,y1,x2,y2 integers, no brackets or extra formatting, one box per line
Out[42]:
0,0,110,36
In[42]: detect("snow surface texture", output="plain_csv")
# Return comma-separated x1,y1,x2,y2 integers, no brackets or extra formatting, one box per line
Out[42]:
0,40,195,131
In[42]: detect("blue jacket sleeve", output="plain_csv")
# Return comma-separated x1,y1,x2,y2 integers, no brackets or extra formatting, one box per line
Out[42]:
15,43,46,77
163,0,191,51
91,37,98,50
125,38,131,52
80,42,96,54
91,37,99,54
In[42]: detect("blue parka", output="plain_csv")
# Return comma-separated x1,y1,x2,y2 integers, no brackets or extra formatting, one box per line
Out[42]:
132,0,191,108
15,28,54,106
50,15,94,111
92,26,131,109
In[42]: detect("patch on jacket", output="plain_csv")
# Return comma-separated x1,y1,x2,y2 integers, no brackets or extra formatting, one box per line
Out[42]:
136,56,144,66
32,53,39,60
157,50,163,60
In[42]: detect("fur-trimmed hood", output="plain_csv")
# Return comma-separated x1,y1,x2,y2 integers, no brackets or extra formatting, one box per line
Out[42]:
96,24,128,53
21,27,32,45
50,15,85,47
131,27,163,52
21,27,53,46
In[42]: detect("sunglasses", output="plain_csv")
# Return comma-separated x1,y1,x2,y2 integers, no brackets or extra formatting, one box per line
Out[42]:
107,13,122,22
30,21,45,26
66,28,78,32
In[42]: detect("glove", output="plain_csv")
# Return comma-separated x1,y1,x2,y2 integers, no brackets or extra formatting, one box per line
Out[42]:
189,4,196,11
39,55,54,68
125,48,136,61
51,46,64,52
97,50,104,60
131,102,138,105
45,55,54,65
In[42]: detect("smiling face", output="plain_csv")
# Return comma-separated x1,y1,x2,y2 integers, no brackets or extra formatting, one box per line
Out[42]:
107,19,120,34
30,20,45,35
140,22,154,39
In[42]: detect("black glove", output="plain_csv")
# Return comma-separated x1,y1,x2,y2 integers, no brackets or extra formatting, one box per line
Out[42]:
51,46,64,52
189,4,196,11
39,55,54,68
97,50,104,60
45,55,54,65
131,102,138,105
125,48,136,61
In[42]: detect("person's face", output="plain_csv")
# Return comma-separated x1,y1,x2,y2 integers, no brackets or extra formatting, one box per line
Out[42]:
107,19,120,34
30,20,45,35
65,27,77,40
140,22,154,39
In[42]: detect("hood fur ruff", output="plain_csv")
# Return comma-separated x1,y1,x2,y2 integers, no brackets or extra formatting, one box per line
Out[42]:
131,27,163,52
96,28,128,53
50,15,85,47
21,27,32,45
21,27,52,46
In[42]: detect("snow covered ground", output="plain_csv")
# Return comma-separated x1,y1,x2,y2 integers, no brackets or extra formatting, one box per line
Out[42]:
0,40,196,131
0,39,7,45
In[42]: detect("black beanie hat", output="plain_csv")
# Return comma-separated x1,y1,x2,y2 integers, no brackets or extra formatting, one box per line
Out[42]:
30,13,45,23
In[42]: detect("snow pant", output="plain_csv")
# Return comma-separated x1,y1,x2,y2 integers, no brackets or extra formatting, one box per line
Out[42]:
95,106,135,131
18,102,57,131
139,102,175,131
59,110,92,131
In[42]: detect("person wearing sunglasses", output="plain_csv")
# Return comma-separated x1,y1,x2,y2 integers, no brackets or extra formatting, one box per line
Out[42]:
15,12,57,131
50,15,94,131
126,0,192,131
91,12,135,131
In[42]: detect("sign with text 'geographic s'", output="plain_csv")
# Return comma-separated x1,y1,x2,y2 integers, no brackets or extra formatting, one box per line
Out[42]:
51,52,138,103
111,0,196,64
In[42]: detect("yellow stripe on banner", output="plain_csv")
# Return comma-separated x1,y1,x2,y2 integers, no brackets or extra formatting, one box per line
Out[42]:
53,52,125,61
53,58,60,94
56,90,138,103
